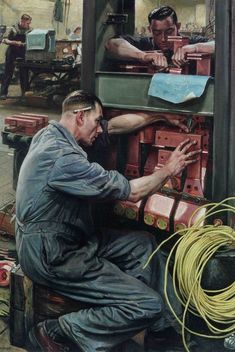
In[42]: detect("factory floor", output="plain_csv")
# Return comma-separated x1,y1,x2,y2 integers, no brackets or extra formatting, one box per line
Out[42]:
0,84,60,351
0,85,232,352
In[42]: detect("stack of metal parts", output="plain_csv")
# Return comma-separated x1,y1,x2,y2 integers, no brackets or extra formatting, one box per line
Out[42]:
0,201,17,262
0,201,16,288
103,112,213,234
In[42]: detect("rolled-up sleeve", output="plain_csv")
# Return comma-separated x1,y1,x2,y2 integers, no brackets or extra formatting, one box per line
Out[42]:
48,153,130,200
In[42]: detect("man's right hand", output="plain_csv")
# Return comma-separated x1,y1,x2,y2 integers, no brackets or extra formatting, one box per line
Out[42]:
128,139,201,203
164,139,201,176
14,41,25,47
140,51,168,67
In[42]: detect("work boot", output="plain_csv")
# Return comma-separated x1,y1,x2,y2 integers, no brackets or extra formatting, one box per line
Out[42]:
27,319,79,352
145,327,184,351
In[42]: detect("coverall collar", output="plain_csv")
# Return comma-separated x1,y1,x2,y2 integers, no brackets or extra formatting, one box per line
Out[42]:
49,120,87,158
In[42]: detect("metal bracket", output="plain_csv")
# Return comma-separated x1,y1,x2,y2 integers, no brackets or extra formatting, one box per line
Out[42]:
104,13,128,25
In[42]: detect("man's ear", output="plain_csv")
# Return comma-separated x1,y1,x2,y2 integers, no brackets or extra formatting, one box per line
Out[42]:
176,22,181,31
76,111,84,126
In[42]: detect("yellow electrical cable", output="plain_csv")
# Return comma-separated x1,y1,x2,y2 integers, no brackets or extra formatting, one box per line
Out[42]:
144,197,235,352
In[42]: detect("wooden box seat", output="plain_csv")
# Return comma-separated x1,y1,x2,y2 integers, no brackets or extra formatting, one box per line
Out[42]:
10,264,90,347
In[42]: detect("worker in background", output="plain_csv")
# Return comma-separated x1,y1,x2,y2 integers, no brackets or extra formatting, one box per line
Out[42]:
68,25,82,40
16,90,200,352
105,5,215,69
0,14,32,100
68,25,82,64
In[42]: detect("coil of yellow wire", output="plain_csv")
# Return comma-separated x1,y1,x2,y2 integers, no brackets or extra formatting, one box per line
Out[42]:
144,197,235,352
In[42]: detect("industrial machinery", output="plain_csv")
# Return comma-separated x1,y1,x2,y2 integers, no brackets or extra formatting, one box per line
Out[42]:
25,29,56,62
80,1,235,348
81,0,235,227
1,0,235,350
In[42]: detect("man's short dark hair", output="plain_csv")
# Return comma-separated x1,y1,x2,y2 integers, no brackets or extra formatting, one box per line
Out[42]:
62,90,103,113
148,6,178,24
21,14,32,21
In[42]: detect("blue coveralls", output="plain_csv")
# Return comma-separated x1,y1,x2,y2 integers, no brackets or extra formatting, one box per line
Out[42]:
16,121,180,351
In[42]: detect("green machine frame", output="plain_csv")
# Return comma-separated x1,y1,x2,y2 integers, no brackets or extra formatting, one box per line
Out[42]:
81,0,235,224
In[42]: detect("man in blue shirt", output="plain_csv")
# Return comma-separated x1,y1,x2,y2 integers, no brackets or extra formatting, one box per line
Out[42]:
16,90,199,352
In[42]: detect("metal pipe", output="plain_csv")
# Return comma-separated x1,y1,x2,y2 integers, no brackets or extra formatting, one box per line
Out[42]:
213,0,231,202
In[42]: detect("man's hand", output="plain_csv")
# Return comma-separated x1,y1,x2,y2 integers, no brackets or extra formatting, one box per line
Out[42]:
105,38,168,67
141,51,168,67
128,139,201,203
172,41,215,68
172,44,196,67
14,41,25,47
2,39,25,47
164,115,189,132
165,139,201,176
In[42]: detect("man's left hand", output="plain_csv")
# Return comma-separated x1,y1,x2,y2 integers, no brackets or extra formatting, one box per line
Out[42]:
172,44,197,67
165,115,189,133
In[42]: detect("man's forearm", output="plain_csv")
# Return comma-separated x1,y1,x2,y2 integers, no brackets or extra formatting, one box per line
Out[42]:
128,167,170,202
107,112,166,135
2,38,24,46
105,38,144,61
194,41,215,54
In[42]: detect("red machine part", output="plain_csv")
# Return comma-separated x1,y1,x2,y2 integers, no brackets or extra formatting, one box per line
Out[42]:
5,116,38,136
144,192,175,231
186,53,212,76
113,200,143,221
167,35,189,53
21,112,49,125
167,36,190,74
167,36,212,76
124,125,157,179
174,199,207,232
0,261,15,287
155,130,203,197
12,114,45,129
143,148,158,176
4,113,48,136
139,125,157,144
124,132,141,178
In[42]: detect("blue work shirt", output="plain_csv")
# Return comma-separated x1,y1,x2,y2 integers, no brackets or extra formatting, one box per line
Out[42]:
15,121,130,278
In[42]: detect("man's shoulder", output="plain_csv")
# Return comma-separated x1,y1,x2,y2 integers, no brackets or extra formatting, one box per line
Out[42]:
7,24,17,37
188,34,209,44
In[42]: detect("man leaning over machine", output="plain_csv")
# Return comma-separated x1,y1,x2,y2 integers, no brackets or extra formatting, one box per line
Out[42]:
16,90,201,352
105,5,215,69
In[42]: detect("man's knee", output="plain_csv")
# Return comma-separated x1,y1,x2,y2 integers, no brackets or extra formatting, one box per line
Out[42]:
143,291,164,321
134,231,156,258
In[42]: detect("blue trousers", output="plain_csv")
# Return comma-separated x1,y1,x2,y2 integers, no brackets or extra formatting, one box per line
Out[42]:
18,227,181,352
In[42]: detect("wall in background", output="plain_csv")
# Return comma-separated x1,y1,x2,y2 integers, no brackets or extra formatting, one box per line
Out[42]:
135,0,206,35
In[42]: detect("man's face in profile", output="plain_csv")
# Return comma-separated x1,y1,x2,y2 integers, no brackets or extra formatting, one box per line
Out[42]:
148,16,180,52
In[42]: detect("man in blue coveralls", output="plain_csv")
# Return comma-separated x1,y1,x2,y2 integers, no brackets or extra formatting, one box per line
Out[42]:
16,90,200,352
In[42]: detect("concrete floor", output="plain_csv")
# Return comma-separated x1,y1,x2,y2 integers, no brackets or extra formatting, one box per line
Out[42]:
0,85,232,352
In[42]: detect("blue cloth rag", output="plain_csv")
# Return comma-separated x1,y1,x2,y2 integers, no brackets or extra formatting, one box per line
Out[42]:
148,73,210,104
